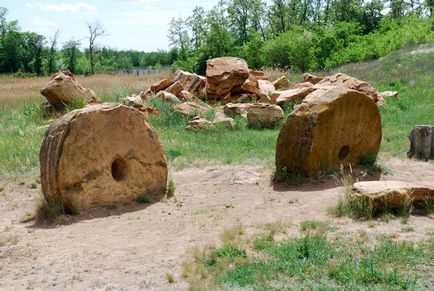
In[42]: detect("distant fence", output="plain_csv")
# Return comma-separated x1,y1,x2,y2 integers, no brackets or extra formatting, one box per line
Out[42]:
117,67,170,76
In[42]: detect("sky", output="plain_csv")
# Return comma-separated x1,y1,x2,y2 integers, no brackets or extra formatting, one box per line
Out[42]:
3,0,218,52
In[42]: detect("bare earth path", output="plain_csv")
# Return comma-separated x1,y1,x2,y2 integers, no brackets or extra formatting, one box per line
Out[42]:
0,158,433,290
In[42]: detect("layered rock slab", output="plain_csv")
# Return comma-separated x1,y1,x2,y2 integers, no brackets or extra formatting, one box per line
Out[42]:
40,104,168,212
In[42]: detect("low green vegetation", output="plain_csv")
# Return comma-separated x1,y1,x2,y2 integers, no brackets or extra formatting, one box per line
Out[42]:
182,224,434,290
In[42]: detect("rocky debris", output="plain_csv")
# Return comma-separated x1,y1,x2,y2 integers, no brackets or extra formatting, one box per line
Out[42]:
271,87,316,105
294,82,314,88
40,71,98,110
179,90,195,101
315,73,379,102
174,70,206,96
408,125,434,160
156,91,182,104
124,96,156,114
40,104,168,212
379,91,399,99
240,80,271,102
186,114,235,131
172,101,212,117
302,73,323,85
276,87,382,175
249,70,269,81
206,57,250,100
247,103,284,128
150,77,175,93
273,76,291,90
223,103,255,117
165,81,184,97
257,80,275,95
353,181,434,209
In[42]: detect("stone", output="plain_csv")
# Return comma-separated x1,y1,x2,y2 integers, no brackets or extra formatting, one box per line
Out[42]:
302,73,323,85
273,76,290,90
124,96,143,107
247,104,284,128
139,89,154,100
40,71,98,110
179,90,195,101
165,81,184,97
150,77,174,93
316,73,379,103
172,101,211,117
223,103,255,117
257,80,275,95
353,181,434,209
271,87,316,105
156,91,182,104
379,91,399,99
206,57,250,100
40,104,168,212
294,82,314,88
186,114,235,131
407,125,434,160
249,70,269,81
174,70,206,96
240,80,271,102
213,112,236,130
276,87,382,175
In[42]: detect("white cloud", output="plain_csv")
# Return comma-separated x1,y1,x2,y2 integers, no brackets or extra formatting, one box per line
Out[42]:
26,2,98,15
31,17,58,29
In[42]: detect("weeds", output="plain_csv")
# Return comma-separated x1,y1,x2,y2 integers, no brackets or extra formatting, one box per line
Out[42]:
167,178,175,196
136,195,151,204
166,272,175,283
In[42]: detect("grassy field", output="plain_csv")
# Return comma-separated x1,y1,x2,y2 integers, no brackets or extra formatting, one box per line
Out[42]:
0,46,433,179
182,221,434,290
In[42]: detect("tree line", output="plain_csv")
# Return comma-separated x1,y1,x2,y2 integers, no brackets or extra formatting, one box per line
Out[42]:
169,0,434,74
0,7,177,76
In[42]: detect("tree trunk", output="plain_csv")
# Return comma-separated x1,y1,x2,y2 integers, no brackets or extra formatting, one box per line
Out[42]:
408,125,434,160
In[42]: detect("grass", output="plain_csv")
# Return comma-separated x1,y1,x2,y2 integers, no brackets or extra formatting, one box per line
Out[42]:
0,46,433,179
182,223,434,290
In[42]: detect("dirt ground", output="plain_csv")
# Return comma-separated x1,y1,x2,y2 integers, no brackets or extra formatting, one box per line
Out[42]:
0,158,433,290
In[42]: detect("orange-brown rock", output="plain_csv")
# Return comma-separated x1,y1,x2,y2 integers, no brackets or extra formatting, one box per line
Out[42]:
294,82,314,88
174,70,206,96
240,80,271,103
271,87,315,105
249,70,269,81
156,91,181,104
223,103,255,117
276,87,382,175
316,73,379,102
257,80,275,95
172,101,211,117
165,81,184,97
302,73,323,85
206,57,250,100
186,114,235,131
40,104,168,212
353,181,434,209
273,76,291,90
40,71,98,109
247,104,284,128
150,77,174,93
179,90,195,101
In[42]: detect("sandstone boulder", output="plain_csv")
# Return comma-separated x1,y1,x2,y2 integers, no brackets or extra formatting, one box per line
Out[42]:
186,114,235,131
179,90,195,101
302,73,323,85
156,91,181,104
316,73,379,102
223,103,255,117
273,76,291,90
271,87,315,105
40,104,168,212
40,71,98,109
249,70,269,81
172,101,211,117
165,81,184,97
276,87,382,175
258,80,275,95
206,57,250,100
241,80,271,102
150,77,174,93
408,125,434,160
247,104,284,128
174,70,206,96
353,181,434,209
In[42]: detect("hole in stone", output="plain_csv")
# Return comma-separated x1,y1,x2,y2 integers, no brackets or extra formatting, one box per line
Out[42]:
111,158,128,182
338,145,350,161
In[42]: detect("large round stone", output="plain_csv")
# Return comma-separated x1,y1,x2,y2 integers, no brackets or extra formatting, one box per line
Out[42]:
40,104,168,212
276,87,382,175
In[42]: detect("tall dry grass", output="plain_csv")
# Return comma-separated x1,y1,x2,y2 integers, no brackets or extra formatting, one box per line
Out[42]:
0,72,171,108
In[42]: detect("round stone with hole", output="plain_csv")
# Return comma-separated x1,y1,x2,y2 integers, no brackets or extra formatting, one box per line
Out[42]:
40,104,168,212
276,87,382,175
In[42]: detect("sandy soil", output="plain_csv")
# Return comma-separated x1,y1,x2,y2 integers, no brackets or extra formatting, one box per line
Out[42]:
0,158,433,290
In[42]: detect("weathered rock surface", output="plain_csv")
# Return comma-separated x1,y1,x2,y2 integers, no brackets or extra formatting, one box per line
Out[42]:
172,101,211,117
316,73,379,102
40,71,98,109
302,73,323,85
353,181,434,208
40,104,168,212
206,57,250,100
379,91,399,99
249,70,269,81
247,104,284,128
165,81,184,97
156,91,182,104
273,76,291,90
223,103,255,117
150,77,174,93
271,87,315,105
240,80,271,102
179,90,195,101
174,70,206,96
186,114,236,131
276,87,382,175
408,125,434,160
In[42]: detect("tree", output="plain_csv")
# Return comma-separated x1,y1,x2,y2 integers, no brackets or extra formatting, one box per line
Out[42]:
87,21,106,74
62,40,81,74
188,7,207,49
168,17,190,59
48,30,60,74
